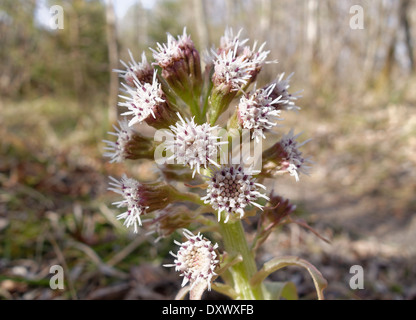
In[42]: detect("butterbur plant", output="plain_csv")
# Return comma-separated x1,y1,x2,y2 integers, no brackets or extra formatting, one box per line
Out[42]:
103,27,327,300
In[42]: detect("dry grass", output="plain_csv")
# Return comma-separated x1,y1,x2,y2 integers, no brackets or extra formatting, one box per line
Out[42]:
0,97,179,299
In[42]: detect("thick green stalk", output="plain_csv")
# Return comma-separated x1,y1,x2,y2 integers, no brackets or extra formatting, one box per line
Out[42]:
209,87,236,126
201,78,213,119
189,95,204,124
218,219,264,300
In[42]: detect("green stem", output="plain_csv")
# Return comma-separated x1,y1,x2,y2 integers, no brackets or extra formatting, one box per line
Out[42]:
218,219,264,300
189,96,204,124
202,80,213,119
209,88,236,126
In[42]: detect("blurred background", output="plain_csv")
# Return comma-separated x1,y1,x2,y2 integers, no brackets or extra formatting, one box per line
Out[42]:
0,0,415,300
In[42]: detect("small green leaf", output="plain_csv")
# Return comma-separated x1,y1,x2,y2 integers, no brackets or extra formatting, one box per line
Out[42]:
250,256,328,300
215,253,243,276
211,283,238,300
264,281,298,300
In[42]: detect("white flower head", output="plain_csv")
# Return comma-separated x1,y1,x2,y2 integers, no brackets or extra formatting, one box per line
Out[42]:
242,40,274,71
166,113,227,177
201,164,269,223
150,28,202,100
269,73,302,111
212,47,255,91
202,28,247,66
114,50,153,86
150,28,191,68
278,129,313,181
238,84,284,141
164,229,219,291
218,27,248,55
103,119,134,163
176,27,194,50
108,175,149,233
118,71,165,127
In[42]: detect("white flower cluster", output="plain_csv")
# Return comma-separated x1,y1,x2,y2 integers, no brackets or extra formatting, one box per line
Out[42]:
151,28,193,68
114,50,153,86
165,113,226,177
270,73,302,111
151,34,182,67
201,164,269,223
237,84,285,141
118,72,164,127
103,119,134,163
278,130,313,181
164,229,219,290
108,175,149,233
211,27,274,91
212,48,255,91
218,28,248,55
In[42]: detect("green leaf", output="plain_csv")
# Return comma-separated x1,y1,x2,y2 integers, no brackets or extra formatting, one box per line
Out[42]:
264,281,298,300
211,283,238,300
215,253,243,276
250,256,328,300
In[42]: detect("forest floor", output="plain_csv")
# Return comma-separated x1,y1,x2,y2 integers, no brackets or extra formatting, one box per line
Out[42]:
1,81,415,300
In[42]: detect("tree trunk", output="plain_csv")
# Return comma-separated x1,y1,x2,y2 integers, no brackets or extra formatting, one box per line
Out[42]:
306,0,319,79
225,0,238,27
67,2,84,108
193,0,210,51
400,0,414,72
105,0,119,125
138,0,148,48
260,0,272,42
